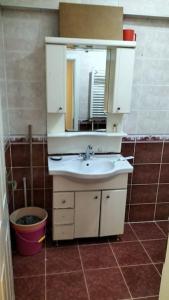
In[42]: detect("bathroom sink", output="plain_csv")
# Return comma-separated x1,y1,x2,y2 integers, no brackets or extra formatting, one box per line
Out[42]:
48,154,133,180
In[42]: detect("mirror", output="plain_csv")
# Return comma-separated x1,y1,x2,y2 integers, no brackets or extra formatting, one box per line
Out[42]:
66,48,107,131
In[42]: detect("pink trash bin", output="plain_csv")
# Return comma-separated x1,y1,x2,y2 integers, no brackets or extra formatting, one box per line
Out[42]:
10,207,48,256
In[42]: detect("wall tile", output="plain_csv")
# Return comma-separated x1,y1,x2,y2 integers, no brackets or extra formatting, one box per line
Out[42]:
132,164,160,184
14,189,26,209
139,86,169,111
134,142,162,163
32,144,44,166
6,49,45,81
130,185,157,204
5,145,11,168
12,167,31,189
129,204,155,222
8,110,46,135
45,167,53,189
155,203,169,220
162,142,169,163
7,81,45,110
123,112,138,135
11,143,30,167
33,189,45,208
157,184,169,203
160,164,169,183
121,142,135,158
136,111,169,135
33,167,44,188
45,189,52,209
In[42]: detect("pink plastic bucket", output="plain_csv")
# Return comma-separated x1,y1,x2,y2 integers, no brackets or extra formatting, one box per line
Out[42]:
10,207,48,256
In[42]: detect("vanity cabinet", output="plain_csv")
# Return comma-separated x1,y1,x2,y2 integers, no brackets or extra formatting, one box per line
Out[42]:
52,174,128,240
46,44,66,113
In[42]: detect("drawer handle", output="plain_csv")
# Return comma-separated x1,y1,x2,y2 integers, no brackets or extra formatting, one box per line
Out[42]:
106,195,110,199
94,196,98,199
62,200,66,204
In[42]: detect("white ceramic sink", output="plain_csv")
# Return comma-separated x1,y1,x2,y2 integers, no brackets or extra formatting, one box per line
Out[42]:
48,154,133,180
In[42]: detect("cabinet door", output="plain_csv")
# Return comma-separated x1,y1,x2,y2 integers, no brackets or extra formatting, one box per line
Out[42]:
75,191,101,238
46,44,66,113
100,190,127,237
105,48,135,114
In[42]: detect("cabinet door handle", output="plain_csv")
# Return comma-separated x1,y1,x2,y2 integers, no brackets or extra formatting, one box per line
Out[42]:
94,196,98,199
59,106,63,111
106,195,110,199
62,200,66,204
117,107,120,111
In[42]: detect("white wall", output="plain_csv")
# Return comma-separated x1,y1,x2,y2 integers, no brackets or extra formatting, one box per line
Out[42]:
123,17,169,134
0,9,10,144
2,7,169,136
1,0,169,18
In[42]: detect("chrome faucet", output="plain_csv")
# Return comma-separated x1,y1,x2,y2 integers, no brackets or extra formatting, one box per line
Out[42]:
80,145,94,160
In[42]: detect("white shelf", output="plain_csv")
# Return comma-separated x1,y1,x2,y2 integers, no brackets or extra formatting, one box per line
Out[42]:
47,132,127,138
45,37,136,49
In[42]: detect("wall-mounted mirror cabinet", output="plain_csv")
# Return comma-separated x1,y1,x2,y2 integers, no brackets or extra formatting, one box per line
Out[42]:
46,37,136,136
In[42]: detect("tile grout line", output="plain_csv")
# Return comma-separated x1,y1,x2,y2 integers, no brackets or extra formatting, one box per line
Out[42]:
153,140,165,221
77,245,91,300
129,224,162,277
108,241,133,300
155,221,168,237
14,261,165,279
127,140,136,222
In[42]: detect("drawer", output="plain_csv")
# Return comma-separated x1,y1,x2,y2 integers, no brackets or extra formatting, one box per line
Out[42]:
53,192,74,208
53,224,74,240
53,209,74,225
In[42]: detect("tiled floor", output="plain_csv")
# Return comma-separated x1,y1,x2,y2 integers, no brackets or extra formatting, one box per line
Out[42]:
13,221,168,300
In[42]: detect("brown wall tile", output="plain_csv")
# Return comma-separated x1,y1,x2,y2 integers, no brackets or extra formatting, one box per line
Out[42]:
44,143,48,166
162,142,169,163
9,139,169,223
45,167,53,188
130,185,157,204
11,143,30,167
12,167,31,189
155,203,169,220
33,189,45,208
33,167,44,188
121,143,135,158
14,190,25,209
5,146,11,168
45,189,52,209
132,164,160,184
129,204,155,222
160,164,169,183
32,144,44,166
134,143,162,164
157,184,169,203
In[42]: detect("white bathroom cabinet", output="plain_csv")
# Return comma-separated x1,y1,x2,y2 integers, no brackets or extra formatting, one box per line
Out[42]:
100,190,127,236
75,191,101,238
46,44,66,113
52,174,128,240
105,48,135,114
